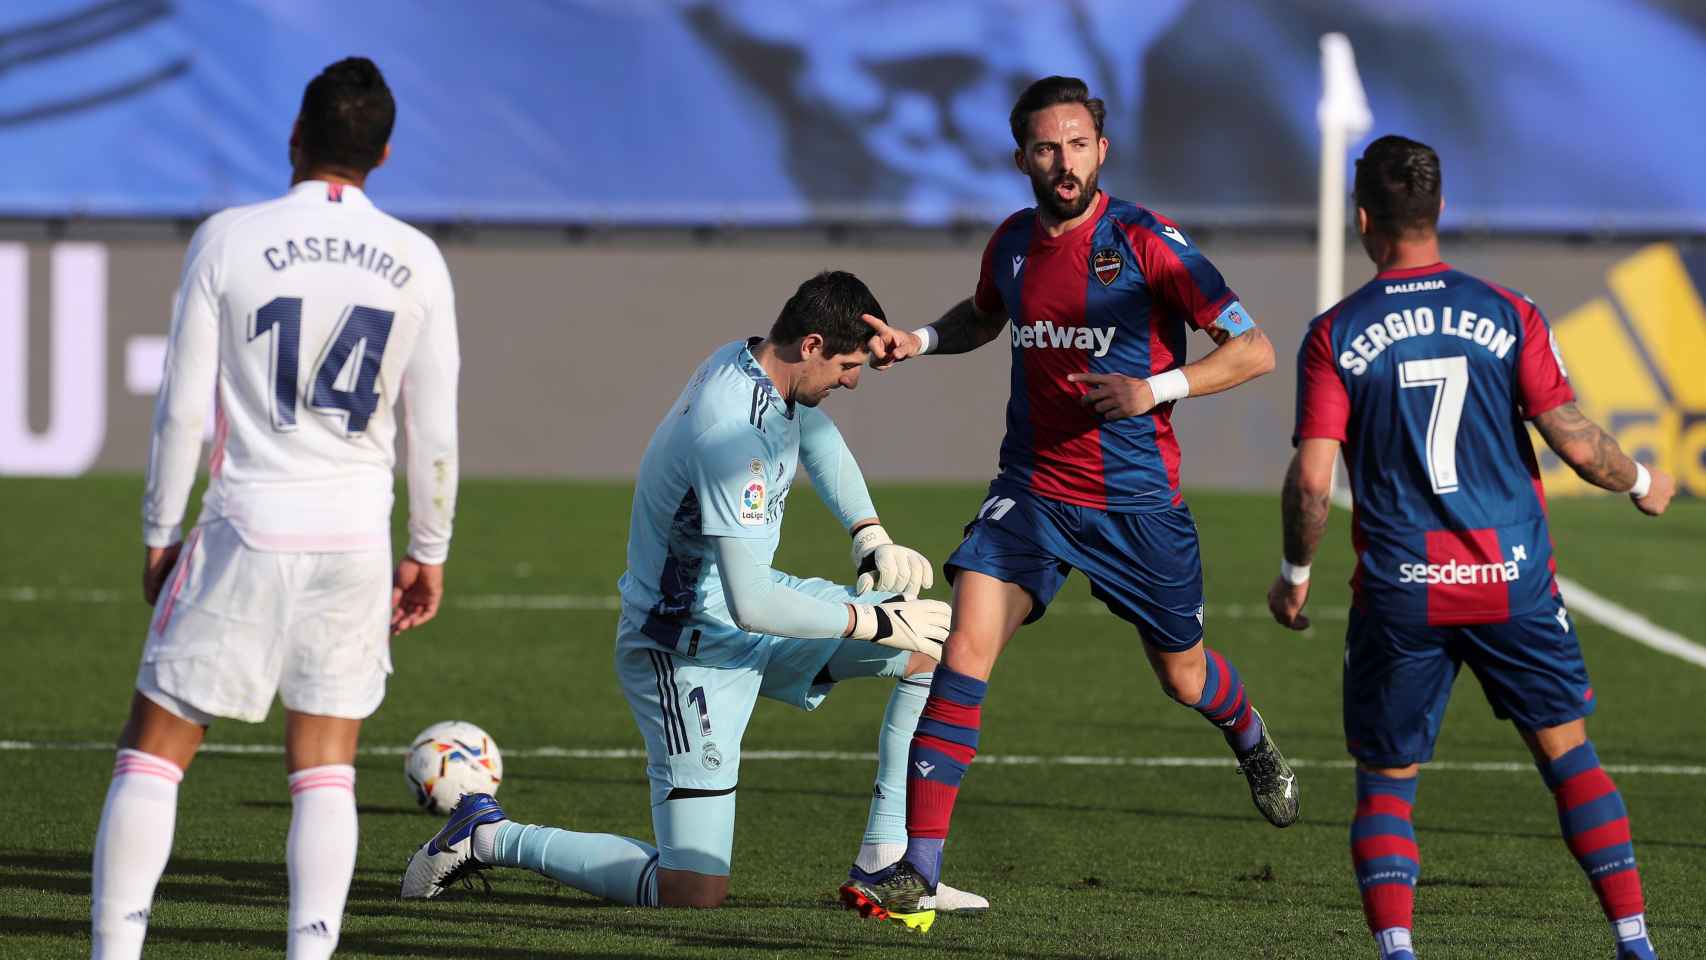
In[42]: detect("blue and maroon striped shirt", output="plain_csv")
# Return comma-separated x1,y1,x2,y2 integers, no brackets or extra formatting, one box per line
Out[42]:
975,191,1250,512
1294,263,1575,625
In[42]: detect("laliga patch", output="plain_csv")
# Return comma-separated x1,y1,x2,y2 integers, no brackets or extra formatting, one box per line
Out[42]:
1092,248,1123,286
738,479,767,526
1211,301,1256,336
1548,329,1569,379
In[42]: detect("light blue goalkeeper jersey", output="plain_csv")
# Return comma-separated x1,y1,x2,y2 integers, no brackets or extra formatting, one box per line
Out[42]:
618,339,809,661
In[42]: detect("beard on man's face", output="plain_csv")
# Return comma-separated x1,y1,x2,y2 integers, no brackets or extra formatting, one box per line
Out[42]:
1030,164,1099,221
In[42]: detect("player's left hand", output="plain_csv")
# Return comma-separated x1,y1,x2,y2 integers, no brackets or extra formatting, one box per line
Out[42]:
1266,576,1311,631
1633,465,1675,516
392,557,445,634
1067,372,1157,420
851,523,933,596
142,543,184,606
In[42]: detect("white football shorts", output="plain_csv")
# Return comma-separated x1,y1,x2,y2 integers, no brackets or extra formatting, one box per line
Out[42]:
137,519,393,724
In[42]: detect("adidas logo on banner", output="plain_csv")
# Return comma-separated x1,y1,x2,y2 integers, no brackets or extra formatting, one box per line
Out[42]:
1534,244,1706,499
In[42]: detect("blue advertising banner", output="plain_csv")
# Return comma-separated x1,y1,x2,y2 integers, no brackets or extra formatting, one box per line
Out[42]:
2,0,1704,228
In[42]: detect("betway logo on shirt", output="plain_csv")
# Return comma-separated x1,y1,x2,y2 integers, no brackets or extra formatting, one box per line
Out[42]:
1011,320,1116,357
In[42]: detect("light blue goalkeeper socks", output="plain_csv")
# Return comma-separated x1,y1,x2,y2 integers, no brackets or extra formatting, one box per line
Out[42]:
864,673,932,846
483,821,659,906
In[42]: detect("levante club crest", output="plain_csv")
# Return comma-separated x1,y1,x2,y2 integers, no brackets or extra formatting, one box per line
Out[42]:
1093,248,1123,286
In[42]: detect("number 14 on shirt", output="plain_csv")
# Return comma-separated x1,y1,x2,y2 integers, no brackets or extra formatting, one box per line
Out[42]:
249,295,396,435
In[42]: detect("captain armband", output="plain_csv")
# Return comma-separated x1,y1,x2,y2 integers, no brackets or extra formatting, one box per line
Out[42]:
1210,301,1256,337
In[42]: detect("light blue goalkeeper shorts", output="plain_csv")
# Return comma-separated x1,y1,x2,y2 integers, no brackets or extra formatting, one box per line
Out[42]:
614,574,912,875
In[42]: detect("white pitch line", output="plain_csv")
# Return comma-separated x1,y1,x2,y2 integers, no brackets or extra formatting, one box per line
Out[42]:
1328,487,1705,671
1556,576,1706,669
458,593,618,612
1,739,1700,776
0,586,1343,623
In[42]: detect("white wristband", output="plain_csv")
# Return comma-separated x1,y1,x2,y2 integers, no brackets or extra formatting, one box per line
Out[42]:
1627,462,1652,498
911,326,937,356
1280,559,1311,585
1145,368,1190,404
846,602,877,640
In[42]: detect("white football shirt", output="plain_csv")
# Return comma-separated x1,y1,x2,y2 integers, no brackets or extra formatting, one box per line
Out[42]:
142,180,459,562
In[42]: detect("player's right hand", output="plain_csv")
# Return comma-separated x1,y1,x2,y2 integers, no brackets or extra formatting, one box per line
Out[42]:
1633,466,1675,516
860,313,922,370
847,597,951,658
142,543,184,606
1266,576,1311,631
392,558,445,634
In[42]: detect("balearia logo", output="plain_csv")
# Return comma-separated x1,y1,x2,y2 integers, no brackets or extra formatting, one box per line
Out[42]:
1384,279,1447,294
1533,244,1706,498
1010,320,1115,357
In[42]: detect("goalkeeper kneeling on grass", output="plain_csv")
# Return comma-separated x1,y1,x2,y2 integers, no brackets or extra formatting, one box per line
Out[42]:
402,270,988,913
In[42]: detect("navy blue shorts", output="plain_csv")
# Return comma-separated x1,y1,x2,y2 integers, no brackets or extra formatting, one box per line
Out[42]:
1342,597,1596,767
943,481,1205,651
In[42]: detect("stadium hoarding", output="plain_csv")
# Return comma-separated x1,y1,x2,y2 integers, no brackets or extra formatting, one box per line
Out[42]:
2,236,1699,497
1,0,1704,231
1527,245,1706,500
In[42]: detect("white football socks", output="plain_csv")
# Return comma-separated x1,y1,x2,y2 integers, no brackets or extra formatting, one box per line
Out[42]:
285,764,357,960
1375,926,1415,958
91,749,183,960
855,841,906,874
1614,913,1655,956
472,820,504,863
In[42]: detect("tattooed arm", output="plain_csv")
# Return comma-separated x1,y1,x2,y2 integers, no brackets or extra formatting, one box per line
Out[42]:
1532,402,1635,490
929,297,1010,354
1269,438,1339,630
1282,441,1336,567
862,298,1009,369
1532,402,1674,515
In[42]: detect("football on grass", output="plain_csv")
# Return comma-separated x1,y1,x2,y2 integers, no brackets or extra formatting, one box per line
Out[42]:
405,720,503,815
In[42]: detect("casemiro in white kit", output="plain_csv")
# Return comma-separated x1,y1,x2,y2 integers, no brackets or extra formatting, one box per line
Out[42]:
139,180,459,724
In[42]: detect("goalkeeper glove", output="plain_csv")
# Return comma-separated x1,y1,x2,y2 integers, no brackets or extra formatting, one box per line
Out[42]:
850,524,933,596
847,596,951,658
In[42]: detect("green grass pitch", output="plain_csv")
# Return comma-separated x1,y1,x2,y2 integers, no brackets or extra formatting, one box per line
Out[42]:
1,476,1702,958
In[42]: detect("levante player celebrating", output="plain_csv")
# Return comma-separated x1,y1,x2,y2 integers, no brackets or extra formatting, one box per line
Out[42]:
848,75,1292,932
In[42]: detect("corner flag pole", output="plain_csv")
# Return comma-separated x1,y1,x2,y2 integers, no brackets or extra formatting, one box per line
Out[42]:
1317,33,1372,506
1316,33,1372,313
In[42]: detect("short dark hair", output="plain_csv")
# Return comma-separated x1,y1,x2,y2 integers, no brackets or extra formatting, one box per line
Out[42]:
296,57,395,172
1009,75,1106,148
769,271,883,357
1354,135,1442,237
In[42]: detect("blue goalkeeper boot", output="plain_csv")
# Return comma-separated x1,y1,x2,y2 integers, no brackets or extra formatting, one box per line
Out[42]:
401,793,507,899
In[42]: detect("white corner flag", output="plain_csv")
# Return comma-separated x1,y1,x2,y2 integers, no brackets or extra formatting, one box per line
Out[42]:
1316,33,1373,314
1316,33,1372,509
